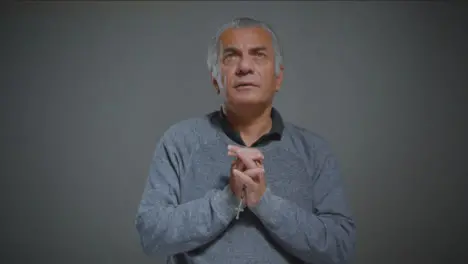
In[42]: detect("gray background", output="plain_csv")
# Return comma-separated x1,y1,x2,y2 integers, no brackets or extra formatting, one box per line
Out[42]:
2,1,467,264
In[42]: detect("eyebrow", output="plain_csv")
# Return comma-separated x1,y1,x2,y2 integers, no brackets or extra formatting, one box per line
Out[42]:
222,45,268,54
250,46,268,53
222,47,239,55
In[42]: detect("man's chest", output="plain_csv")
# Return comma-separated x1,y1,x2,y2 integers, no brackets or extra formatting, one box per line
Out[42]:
178,148,317,210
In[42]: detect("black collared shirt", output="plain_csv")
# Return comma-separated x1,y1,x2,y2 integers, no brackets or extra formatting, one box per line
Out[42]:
213,107,285,147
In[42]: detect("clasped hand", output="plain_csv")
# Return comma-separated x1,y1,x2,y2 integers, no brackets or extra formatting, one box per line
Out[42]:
228,145,266,208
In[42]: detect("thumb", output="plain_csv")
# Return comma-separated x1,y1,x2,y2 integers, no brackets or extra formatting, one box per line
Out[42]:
233,169,256,188
243,167,264,178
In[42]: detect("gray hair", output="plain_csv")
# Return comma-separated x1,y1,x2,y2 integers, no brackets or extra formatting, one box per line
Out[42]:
206,17,283,80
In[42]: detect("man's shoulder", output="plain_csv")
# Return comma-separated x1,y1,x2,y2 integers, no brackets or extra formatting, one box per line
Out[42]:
166,115,211,133
160,111,218,144
283,121,333,153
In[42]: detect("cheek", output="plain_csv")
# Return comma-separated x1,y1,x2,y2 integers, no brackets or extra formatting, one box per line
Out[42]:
216,74,228,90
258,64,274,78
225,69,237,80
261,72,277,87
219,68,234,85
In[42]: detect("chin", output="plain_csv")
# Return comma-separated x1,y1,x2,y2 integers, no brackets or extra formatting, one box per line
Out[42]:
228,96,265,106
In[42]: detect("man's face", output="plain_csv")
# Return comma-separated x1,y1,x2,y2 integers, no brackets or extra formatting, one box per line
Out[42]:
214,27,283,106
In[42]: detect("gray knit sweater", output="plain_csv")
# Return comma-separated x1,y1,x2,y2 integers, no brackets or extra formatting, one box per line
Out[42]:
135,110,356,264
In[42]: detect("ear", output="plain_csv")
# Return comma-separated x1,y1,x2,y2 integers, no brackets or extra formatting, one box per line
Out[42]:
275,65,284,92
211,75,220,94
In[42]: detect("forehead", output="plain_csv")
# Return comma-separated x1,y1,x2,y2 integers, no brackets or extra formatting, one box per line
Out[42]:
219,27,273,50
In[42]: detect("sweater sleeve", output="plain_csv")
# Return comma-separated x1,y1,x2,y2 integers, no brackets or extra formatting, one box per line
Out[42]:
250,142,356,264
135,135,240,257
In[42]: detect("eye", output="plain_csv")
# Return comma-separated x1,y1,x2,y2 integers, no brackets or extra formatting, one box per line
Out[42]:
255,52,267,58
223,53,239,64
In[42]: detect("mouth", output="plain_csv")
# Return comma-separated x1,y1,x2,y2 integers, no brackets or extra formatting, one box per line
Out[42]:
234,82,259,89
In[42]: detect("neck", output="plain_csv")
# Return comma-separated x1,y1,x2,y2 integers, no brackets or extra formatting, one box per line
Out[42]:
223,104,273,146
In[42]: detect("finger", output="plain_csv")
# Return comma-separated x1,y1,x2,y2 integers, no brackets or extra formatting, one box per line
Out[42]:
227,145,242,153
234,156,263,171
233,169,257,189
250,171,265,184
228,146,264,170
228,145,264,160
239,148,264,160
243,167,265,178
235,151,261,169
232,160,246,171
227,146,242,158
229,151,259,161
248,147,264,158
228,153,263,167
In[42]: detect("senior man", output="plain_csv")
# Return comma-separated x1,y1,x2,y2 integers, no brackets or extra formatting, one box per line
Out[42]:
135,17,356,264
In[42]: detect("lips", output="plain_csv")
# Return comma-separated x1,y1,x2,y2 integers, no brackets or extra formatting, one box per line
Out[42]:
234,82,258,88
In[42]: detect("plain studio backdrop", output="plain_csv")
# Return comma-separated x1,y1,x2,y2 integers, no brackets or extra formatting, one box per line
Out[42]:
1,1,467,264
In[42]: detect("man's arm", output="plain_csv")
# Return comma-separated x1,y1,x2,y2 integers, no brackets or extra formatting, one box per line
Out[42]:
135,136,239,257
250,146,356,264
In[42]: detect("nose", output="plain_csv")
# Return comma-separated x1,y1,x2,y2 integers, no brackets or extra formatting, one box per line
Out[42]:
235,56,254,76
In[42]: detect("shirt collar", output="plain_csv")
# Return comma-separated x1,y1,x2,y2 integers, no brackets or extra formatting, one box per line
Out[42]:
214,106,284,147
